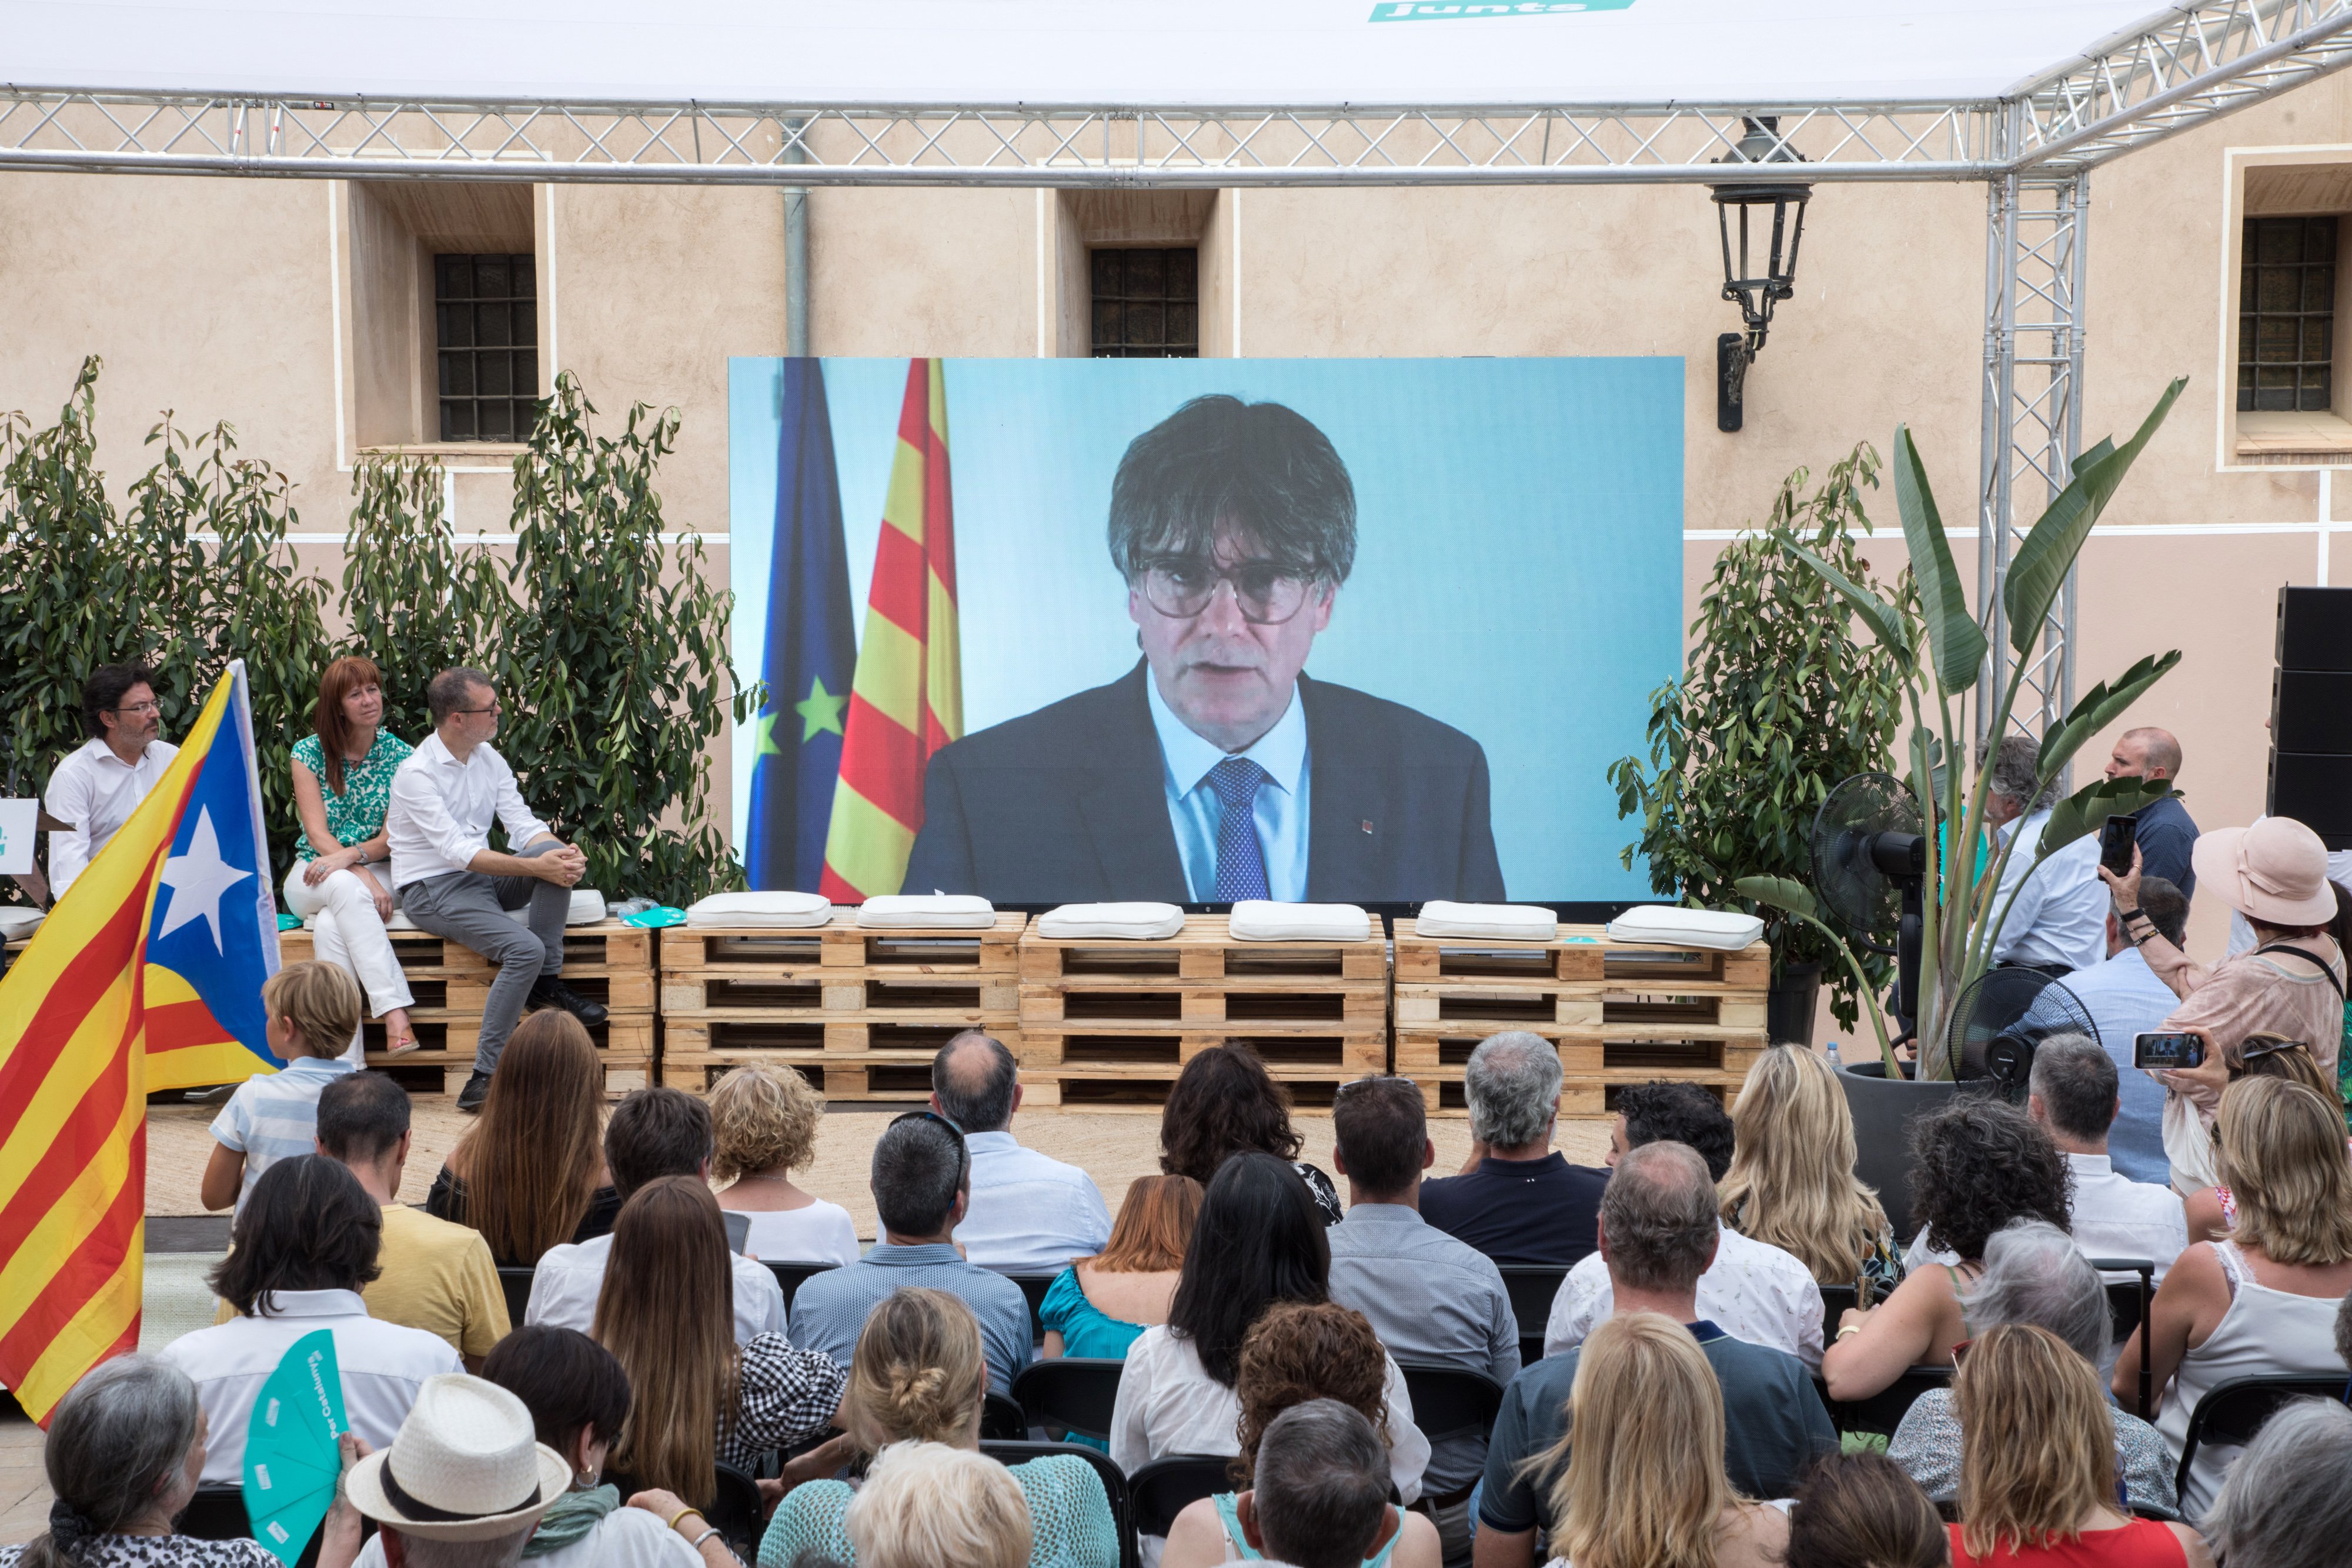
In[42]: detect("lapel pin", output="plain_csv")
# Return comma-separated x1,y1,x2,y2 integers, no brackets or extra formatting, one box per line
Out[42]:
1360,820,1374,834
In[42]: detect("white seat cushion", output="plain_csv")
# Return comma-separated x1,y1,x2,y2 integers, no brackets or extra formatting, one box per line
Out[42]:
507,889,606,927
1228,900,1372,942
0,907,44,942
1605,905,1765,951
1035,902,1186,940
687,891,835,928
857,894,997,929
1415,901,1558,941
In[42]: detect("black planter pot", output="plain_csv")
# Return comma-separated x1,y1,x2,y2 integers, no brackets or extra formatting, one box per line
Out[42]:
1833,1059,1986,1242
1766,961,1823,1045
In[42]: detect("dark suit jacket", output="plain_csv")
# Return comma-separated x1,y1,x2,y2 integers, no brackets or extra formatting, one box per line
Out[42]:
901,661,1505,904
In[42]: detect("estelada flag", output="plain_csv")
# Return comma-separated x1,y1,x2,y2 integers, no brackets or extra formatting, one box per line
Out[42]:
820,357,962,899
0,660,282,1420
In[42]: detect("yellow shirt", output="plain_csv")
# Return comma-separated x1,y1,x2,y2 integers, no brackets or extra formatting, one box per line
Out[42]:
223,1203,512,1359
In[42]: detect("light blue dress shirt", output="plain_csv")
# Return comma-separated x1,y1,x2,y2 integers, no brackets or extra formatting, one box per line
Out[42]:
1145,674,1311,902
2027,946,2182,1185
787,1241,1033,1395
953,1129,1114,1271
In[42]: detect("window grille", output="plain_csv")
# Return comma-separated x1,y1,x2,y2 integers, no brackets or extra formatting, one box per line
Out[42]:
435,253,540,441
2239,217,2335,414
1091,248,1200,358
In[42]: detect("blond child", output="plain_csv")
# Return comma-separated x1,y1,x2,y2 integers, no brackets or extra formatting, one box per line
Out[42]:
200,961,363,1215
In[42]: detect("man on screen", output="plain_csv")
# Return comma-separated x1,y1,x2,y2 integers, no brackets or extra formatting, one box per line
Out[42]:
902,393,1504,904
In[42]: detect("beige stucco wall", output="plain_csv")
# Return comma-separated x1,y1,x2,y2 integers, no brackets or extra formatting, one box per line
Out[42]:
4,83,2347,974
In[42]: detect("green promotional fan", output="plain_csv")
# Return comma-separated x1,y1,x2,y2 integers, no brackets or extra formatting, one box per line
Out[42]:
243,1330,348,1566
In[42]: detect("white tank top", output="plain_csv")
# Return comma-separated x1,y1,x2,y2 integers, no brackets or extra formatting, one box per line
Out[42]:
2154,1241,2347,1517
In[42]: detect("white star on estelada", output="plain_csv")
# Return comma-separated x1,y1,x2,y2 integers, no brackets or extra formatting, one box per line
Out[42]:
156,807,253,951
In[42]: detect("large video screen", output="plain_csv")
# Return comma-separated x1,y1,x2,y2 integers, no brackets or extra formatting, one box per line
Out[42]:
728,357,1682,903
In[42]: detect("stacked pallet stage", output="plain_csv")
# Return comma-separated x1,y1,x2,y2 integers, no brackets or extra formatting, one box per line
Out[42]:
1017,915,1389,1111
279,920,657,1095
1392,920,1769,1120
660,911,1025,1101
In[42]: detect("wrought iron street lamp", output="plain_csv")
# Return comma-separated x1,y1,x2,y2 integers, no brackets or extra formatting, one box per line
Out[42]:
1711,117,1811,433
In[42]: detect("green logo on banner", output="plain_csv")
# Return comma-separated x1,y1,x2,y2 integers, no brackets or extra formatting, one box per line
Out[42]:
1370,1,1637,18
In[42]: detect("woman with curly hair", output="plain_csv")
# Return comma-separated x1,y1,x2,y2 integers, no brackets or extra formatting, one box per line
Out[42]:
710,1062,860,1265
1160,1301,1442,1568
1718,1045,1905,1303
1159,1043,1343,1223
1821,1098,2070,1401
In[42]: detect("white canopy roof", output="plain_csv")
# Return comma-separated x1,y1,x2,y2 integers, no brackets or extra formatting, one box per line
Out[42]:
2,1,2194,108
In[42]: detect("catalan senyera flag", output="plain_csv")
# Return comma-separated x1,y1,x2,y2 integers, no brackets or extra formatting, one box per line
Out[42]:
820,358,961,900
0,661,282,1422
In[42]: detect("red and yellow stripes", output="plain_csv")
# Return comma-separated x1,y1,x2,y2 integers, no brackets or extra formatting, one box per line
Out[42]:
821,359,961,900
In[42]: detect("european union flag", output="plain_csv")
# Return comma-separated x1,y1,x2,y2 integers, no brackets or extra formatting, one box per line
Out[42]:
746,359,858,891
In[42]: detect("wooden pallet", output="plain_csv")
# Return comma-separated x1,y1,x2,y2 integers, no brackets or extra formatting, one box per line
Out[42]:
657,1018,1025,1096
277,920,655,1011
1391,920,1769,990
363,1014,656,1095
1394,1028,1760,1118
661,911,1027,976
1018,914,1387,983
1018,1029,1389,1114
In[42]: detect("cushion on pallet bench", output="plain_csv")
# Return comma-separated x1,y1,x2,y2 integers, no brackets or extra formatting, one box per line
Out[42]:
857,894,997,929
505,889,606,927
1035,902,1185,940
1414,901,1557,941
1605,905,1764,951
687,890,834,928
1228,900,1372,942
0,908,44,942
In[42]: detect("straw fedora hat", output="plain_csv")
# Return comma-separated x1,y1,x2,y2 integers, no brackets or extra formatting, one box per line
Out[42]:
345,1376,571,1542
2190,816,2341,928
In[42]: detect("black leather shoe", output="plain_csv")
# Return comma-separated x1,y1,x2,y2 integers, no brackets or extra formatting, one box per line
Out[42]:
529,977,609,1028
456,1071,493,1112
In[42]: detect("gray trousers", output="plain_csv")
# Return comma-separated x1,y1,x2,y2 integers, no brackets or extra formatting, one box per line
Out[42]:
399,838,570,1075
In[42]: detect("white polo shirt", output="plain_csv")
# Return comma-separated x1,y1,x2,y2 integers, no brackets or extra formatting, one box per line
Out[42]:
525,1233,788,1347
1543,1223,1828,1369
43,735,179,895
2066,1151,2190,1286
383,733,552,894
158,1289,462,1483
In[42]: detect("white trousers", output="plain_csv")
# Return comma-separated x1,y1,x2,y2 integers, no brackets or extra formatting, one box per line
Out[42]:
282,860,415,1066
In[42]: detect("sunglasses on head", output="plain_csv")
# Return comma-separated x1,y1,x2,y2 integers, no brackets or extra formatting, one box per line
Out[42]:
889,1108,970,1187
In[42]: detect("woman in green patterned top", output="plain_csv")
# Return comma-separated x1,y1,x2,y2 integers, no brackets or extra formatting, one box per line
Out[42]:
286,656,419,1059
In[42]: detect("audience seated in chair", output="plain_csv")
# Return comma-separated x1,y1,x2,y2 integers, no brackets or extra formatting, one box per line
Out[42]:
1479,1142,1832,1568
165,1155,461,1483
841,1442,1032,1568
592,1177,847,1507
760,1286,1118,1568
1887,1221,2177,1518
2197,1397,2352,1568
1225,1401,1415,1568
1,1355,280,1568
1324,1074,1516,1559
1546,1082,1823,1368
1416,1032,1606,1270
200,961,362,1216
790,1111,1033,1395
1040,1174,1201,1365
429,1012,621,1268
1158,1044,1343,1225
1946,1325,2211,1568
1718,1045,1905,1303
1779,1453,1949,1568
1161,1303,1442,1568
524,1086,786,1345
2028,874,2192,1185
2116,1078,2352,1517
1822,1099,2070,1401
2024,1034,2188,1283
710,1063,861,1266
2179,1034,2338,1242
934,1031,1112,1270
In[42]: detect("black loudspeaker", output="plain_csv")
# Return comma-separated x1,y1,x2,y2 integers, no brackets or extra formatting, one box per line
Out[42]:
2270,586,2352,850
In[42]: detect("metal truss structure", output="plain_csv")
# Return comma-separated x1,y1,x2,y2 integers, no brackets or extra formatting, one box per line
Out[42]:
8,0,2352,738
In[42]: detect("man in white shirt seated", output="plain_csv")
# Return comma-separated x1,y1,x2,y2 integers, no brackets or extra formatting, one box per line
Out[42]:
385,667,603,1112
1544,1081,1824,1368
934,1029,1111,1270
526,1086,787,1345
2025,876,2190,1183
1983,733,2109,976
42,663,180,900
2026,1032,2187,1285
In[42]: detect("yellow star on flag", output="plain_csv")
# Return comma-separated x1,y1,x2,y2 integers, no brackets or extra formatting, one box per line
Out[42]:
752,710,783,757
795,676,850,742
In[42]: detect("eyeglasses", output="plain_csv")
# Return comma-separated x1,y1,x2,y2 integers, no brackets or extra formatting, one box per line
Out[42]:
113,700,161,716
453,701,503,716
1134,556,1322,625
2231,1035,2311,1079
889,1109,969,1189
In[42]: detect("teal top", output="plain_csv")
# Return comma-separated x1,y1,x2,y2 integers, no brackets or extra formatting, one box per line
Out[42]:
1211,1493,1401,1566
1038,1267,1152,1359
290,729,414,862
759,1453,1118,1568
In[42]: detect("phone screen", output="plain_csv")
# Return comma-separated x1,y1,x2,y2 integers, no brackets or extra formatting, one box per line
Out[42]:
2100,815,2139,876
2134,1031,2203,1070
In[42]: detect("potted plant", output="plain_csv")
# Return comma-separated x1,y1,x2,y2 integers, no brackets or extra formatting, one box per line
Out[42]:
1609,443,1910,1043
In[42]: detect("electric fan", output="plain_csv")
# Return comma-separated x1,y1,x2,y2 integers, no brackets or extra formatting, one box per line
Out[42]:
1935,967,2099,1100
1809,772,1929,1039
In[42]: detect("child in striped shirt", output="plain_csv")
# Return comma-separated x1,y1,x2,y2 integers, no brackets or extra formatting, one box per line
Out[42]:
201,961,363,1216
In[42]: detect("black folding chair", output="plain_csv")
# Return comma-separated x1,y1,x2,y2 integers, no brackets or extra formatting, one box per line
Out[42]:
1818,1283,1859,1350
1012,1357,1125,1445
1496,1265,1568,1367
176,1485,250,1540
1820,1365,1952,1439
2172,1375,2350,1497
996,1271,1060,1348
982,1440,1138,1568
764,1259,840,1315
1127,1455,1234,1542
608,1469,764,1559
1396,1361,1505,1447
495,1265,535,1328
983,1389,1031,1441
2087,1256,2156,1420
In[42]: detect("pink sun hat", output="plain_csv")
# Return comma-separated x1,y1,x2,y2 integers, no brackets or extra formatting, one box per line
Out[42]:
2189,816,2340,927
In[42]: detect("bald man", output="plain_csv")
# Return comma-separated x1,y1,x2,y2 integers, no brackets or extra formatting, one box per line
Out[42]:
2104,727,2198,897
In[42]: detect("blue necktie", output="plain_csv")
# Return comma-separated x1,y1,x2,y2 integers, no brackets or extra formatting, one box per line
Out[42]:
1208,757,1272,902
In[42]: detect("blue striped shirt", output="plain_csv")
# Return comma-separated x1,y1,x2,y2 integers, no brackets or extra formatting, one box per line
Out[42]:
789,1242,1033,1395
209,1056,356,1214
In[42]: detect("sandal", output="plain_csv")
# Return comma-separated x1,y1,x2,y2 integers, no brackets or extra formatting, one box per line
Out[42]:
383,1028,423,1058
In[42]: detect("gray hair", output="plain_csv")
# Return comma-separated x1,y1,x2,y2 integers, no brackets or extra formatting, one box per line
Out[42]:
1982,733,2057,814
1463,1031,1563,1149
2028,1034,2118,1145
932,1031,1018,1134
2201,1399,2352,1568
1959,1219,2110,1365
1252,1399,1390,1568
1598,1141,1718,1293
2136,875,2190,948
33,1355,201,1562
390,1528,534,1568
426,667,493,725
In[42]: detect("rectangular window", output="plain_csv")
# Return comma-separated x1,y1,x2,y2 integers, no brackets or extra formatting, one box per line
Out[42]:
1091,248,1200,358
435,253,540,442
2239,216,2336,413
